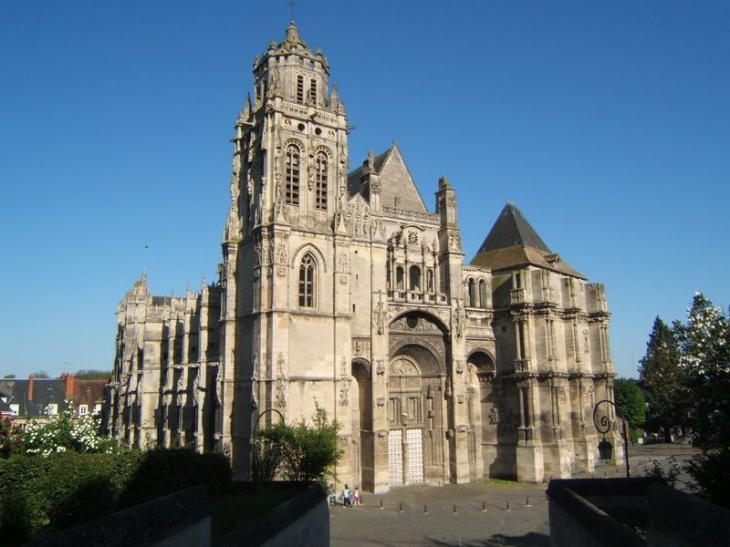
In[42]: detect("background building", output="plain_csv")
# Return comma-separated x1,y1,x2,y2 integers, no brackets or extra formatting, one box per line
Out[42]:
110,23,618,492
0,374,107,427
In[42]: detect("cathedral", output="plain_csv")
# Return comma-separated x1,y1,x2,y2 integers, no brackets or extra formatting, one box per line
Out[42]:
109,22,618,492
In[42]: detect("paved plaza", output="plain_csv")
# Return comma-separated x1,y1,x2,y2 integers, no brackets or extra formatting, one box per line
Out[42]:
329,443,699,546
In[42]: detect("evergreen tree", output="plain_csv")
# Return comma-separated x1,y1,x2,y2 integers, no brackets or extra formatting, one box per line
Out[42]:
638,316,684,442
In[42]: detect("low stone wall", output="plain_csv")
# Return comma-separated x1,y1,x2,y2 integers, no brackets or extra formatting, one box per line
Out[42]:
547,479,645,547
648,483,730,547
26,486,213,547
548,478,730,547
216,482,329,547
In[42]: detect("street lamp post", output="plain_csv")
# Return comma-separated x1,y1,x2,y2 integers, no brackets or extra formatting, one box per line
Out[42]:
592,399,630,478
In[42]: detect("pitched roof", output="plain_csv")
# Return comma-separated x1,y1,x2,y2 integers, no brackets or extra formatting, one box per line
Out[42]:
0,378,67,419
476,202,550,253
347,143,428,214
471,203,585,279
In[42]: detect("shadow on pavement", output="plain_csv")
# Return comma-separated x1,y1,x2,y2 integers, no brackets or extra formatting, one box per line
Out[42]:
423,532,550,546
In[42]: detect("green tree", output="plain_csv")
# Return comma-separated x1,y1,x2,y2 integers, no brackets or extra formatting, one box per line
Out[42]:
674,293,730,507
613,377,645,443
674,294,730,451
256,405,342,483
638,316,684,442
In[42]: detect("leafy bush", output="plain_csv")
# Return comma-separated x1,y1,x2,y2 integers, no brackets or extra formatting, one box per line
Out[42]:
0,415,21,457
685,449,730,508
0,449,232,544
255,405,342,483
638,457,681,487
116,448,232,508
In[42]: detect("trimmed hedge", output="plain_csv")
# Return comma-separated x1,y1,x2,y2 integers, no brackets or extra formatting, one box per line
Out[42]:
0,449,232,545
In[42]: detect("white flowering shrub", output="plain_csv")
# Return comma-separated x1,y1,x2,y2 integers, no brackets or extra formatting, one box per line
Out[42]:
674,293,730,451
20,402,115,457
673,293,730,507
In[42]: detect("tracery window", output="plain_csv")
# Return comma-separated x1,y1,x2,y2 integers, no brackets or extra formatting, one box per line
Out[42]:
298,254,315,308
285,145,301,205
315,152,328,210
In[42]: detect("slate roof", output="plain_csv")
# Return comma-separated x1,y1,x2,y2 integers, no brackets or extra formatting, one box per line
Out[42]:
0,378,67,419
0,399,12,415
476,202,551,253
72,380,107,408
471,203,585,279
347,149,388,197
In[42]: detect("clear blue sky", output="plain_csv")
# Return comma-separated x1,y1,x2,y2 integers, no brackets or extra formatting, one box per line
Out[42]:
1,1,728,380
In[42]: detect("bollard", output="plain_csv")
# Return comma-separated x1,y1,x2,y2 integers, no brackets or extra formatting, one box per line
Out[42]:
506,500,511,511
526,496,531,507
424,505,428,514
453,504,458,514
399,502,403,513
482,501,487,512
379,499,383,510
604,471,607,478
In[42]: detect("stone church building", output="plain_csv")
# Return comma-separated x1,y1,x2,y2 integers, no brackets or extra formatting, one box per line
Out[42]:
110,23,618,492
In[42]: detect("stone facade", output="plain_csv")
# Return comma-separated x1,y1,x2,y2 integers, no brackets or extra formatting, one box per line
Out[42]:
109,23,619,492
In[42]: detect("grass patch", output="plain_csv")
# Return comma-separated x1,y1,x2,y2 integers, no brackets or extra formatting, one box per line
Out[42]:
472,477,534,489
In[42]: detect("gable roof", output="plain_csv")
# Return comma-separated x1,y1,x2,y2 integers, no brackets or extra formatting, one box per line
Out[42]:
471,203,585,279
347,143,428,214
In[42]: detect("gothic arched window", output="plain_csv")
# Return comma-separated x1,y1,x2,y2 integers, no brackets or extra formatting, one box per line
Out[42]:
286,145,301,205
479,279,488,308
468,278,478,307
315,152,328,210
298,254,316,308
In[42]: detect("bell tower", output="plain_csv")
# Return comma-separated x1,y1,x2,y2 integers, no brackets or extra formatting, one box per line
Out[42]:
218,22,352,474
229,21,349,234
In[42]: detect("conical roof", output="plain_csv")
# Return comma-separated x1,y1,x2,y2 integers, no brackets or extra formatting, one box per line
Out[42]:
471,203,585,278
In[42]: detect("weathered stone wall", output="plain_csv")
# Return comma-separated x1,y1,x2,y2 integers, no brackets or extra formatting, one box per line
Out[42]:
216,482,328,547
548,478,730,547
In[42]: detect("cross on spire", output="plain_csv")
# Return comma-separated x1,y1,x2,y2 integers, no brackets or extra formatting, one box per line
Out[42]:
289,0,296,21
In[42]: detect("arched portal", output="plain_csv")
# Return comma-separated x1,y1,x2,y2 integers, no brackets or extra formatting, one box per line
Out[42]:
387,311,448,486
387,355,424,486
